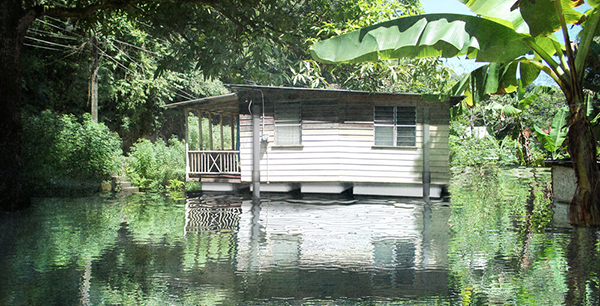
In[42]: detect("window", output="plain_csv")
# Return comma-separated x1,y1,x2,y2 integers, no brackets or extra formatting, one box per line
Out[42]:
374,106,416,147
275,101,301,145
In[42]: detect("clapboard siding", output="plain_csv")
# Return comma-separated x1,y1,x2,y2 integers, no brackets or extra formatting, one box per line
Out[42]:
233,90,454,185
239,112,450,184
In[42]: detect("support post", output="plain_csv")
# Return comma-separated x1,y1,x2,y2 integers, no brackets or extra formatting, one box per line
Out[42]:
422,107,431,204
198,111,203,150
209,112,214,150
252,103,261,201
231,115,235,150
185,109,190,182
220,114,224,150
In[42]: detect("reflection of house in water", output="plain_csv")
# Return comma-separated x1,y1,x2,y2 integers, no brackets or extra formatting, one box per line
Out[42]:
234,200,451,299
184,195,243,233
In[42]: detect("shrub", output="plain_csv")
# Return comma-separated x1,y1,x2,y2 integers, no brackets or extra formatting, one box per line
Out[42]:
23,110,123,196
126,137,185,191
449,134,518,167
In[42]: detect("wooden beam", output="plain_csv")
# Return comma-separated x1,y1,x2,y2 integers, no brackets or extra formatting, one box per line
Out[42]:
185,108,190,182
208,112,214,150
231,115,235,150
198,111,203,151
220,114,224,150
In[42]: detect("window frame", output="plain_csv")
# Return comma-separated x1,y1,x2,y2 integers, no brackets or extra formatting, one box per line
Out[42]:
274,101,302,146
373,106,417,147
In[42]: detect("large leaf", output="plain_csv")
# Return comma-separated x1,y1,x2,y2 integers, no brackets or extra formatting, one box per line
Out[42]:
460,0,530,33
463,0,584,37
518,0,584,37
534,107,569,156
310,14,530,64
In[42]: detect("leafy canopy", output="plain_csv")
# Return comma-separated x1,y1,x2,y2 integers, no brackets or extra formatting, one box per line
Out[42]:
311,0,600,100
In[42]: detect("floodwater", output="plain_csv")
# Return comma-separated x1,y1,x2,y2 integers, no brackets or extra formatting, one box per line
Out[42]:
0,166,598,305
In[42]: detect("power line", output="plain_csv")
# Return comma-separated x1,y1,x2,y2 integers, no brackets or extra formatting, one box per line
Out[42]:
29,15,203,101
25,36,79,49
23,43,65,51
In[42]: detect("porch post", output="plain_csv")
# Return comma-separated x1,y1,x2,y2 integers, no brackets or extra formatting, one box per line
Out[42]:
230,116,235,150
422,107,431,204
198,111,203,150
252,103,261,201
208,112,214,150
185,108,190,182
220,114,225,150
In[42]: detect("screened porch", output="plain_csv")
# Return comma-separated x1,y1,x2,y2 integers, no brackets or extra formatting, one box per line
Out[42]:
163,93,242,182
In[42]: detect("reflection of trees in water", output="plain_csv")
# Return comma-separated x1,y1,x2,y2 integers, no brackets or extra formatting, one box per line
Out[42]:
447,166,590,305
566,226,600,305
2,175,598,304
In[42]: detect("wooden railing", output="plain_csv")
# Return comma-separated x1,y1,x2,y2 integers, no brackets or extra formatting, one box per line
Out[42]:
188,150,240,174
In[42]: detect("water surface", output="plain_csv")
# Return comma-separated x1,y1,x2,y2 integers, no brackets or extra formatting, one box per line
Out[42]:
0,166,598,305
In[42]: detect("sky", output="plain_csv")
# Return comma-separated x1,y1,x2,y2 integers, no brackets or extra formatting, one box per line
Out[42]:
421,0,473,15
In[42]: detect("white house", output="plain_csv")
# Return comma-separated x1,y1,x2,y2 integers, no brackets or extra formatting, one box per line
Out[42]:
164,85,461,199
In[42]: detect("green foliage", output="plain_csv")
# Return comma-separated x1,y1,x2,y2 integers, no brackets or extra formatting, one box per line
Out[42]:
448,166,568,305
22,110,123,196
126,137,185,191
449,134,518,167
184,181,203,192
187,113,234,150
166,179,185,200
21,14,230,150
449,86,566,166
534,106,570,159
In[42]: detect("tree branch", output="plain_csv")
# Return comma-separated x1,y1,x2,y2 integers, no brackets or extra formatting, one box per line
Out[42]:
18,0,155,35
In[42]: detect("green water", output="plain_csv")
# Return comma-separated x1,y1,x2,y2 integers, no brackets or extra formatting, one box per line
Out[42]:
0,166,598,305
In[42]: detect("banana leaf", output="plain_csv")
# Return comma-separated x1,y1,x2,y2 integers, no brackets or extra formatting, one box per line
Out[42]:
310,14,531,64
533,107,569,158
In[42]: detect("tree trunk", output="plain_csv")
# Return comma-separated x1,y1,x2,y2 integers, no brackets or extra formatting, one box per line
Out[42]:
0,0,30,211
90,35,99,122
567,93,600,225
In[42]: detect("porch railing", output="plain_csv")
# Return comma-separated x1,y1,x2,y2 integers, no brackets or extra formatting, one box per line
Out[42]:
188,150,240,175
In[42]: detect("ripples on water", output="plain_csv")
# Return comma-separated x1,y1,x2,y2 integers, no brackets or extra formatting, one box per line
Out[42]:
0,167,598,305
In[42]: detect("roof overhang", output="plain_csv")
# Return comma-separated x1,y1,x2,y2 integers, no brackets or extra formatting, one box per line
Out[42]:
162,93,239,116
162,85,465,115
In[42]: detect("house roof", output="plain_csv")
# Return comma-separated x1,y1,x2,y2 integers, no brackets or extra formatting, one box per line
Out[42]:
162,85,463,115
162,93,239,116
228,84,464,105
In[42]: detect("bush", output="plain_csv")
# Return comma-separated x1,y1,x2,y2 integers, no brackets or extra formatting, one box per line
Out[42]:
126,137,185,191
450,134,518,167
23,110,123,196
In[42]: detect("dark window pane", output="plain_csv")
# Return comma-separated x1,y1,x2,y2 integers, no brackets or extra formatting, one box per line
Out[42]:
374,106,395,124
396,107,416,125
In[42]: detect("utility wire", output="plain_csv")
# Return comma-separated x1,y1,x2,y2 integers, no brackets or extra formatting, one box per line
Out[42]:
30,15,202,101
25,36,79,49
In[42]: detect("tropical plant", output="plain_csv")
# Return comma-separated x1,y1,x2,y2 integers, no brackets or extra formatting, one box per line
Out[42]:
125,137,185,191
22,110,123,196
486,86,558,165
311,0,600,225
534,106,570,160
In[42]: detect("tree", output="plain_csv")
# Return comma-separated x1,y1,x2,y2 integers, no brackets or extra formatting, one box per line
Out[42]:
311,0,600,225
1,0,269,210
5,0,428,211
